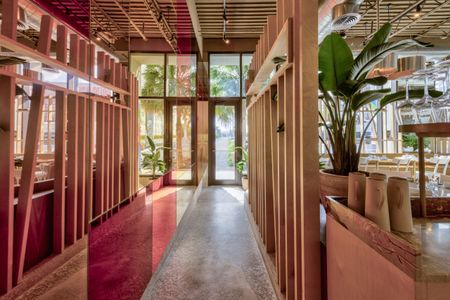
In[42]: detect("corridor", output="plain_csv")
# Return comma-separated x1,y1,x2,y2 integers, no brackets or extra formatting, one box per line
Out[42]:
143,187,276,300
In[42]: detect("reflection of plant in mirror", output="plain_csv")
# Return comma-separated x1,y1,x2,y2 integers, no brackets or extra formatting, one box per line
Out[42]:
141,136,169,179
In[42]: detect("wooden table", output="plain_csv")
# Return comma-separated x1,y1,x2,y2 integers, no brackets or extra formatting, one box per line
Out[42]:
400,123,450,217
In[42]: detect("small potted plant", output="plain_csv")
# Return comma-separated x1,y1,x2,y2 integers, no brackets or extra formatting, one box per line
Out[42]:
141,136,168,179
235,146,248,190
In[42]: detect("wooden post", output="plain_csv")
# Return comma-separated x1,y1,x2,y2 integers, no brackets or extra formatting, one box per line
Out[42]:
13,84,45,284
104,105,110,215
0,0,18,293
66,94,78,245
122,109,131,198
0,76,15,294
53,24,67,255
69,34,80,70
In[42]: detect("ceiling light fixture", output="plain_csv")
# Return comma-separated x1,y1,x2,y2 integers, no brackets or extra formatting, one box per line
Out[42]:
413,4,422,18
223,0,229,43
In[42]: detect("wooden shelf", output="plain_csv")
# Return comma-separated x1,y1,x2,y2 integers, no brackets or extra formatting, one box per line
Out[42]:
399,123,450,137
0,33,130,96
247,62,293,110
246,18,292,98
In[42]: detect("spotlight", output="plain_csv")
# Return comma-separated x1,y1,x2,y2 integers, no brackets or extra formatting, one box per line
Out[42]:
413,4,422,18
224,38,230,44
96,35,101,41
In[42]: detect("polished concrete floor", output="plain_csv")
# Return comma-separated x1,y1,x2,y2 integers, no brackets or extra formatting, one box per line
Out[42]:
143,186,276,300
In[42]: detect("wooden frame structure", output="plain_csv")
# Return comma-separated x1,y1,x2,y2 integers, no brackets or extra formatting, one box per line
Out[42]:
246,0,320,298
0,0,139,294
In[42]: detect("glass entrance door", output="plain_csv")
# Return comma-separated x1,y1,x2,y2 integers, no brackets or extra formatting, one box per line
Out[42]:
209,100,242,185
167,102,194,184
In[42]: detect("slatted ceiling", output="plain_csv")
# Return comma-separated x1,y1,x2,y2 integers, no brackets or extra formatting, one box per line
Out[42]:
346,0,450,40
90,0,195,39
195,0,276,38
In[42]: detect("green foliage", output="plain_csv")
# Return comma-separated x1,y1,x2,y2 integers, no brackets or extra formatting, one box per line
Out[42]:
402,134,430,151
234,146,248,174
141,136,169,178
141,65,164,97
210,65,240,97
318,23,438,175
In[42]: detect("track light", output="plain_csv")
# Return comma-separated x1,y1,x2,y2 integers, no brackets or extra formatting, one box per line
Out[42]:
413,4,422,19
223,34,230,44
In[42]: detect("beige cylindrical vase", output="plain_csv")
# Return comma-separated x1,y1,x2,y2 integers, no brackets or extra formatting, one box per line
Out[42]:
348,172,366,215
387,177,413,233
365,177,391,231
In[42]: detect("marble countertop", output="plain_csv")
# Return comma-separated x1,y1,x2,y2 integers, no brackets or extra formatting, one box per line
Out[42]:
395,218,450,282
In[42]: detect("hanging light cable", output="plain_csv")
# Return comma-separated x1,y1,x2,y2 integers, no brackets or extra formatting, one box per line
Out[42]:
223,0,230,43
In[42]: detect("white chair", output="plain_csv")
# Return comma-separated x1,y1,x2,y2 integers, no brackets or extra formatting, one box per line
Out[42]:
359,156,369,171
377,170,411,180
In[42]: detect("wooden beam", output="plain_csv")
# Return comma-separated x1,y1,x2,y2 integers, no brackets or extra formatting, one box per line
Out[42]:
66,94,78,245
13,84,45,284
0,76,15,294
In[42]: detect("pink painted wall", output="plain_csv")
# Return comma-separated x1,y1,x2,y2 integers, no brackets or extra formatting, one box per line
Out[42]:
326,216,415,300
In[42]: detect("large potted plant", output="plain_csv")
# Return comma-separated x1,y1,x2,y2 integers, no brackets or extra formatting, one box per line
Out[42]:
318,23,441,199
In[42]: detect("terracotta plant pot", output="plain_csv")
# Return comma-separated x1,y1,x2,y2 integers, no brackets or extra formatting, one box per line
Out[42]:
319,169,348,201
241,176,249,190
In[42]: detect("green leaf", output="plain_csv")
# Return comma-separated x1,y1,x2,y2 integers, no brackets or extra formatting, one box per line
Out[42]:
380,89,443,108
350,39,428,80
147,136,156,151
319,33,354,93
338,76,388,97
351,88,391,111
355,23,392,63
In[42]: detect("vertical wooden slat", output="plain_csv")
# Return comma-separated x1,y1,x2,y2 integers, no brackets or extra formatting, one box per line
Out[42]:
89,43,96,77
277,75,286,293
114,62,121,88
13,84,45,284
37,16,53,55
77,97,86,238
114,107,122,205
284,67,295,300
264,92,275,253
122,108,131,198
53,24,68,255
97,52,105,81
269,86,279,264
85,100,95,232
95,102,105,218
66,94,78,245
109,105,115,212
104,105,110,215
0,0,18,293
79,40,88,73
13,15,53,284
0,76,15,294
69,34,80,70
109,58,116,85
